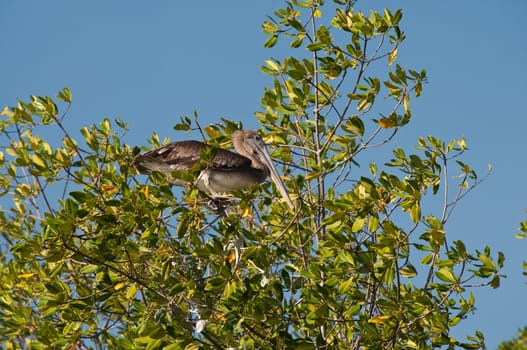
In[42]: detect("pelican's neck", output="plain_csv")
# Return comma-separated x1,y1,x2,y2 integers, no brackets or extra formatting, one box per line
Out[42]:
231,130,270,176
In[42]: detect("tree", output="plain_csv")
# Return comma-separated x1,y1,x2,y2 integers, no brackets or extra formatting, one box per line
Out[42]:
498,327,527,350
0,1,503,349
497,219,527,349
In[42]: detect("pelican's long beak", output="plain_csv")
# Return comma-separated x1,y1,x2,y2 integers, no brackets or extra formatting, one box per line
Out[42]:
253,143,295,210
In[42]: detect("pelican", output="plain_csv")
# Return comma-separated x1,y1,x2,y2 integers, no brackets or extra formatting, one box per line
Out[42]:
133,130,294,209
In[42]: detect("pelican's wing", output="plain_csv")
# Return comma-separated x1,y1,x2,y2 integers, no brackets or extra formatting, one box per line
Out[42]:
133,140,251,175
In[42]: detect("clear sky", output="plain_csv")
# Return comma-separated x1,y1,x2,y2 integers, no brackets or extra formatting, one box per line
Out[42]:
2,1,527,347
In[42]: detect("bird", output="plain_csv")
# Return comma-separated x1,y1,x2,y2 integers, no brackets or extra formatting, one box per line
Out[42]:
133,130,294,209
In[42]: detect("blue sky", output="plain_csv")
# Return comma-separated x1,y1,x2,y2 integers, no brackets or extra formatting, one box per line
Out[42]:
2,1,527,347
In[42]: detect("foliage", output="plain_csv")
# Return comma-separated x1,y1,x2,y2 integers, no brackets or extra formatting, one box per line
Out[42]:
498,327,527,350
517,216,527,279
0,1,503,349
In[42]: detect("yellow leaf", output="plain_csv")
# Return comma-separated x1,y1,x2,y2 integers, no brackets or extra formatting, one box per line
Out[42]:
126,284,137,299
211,311,226,321
378,118,395,129
114,282,126,291
265,59,280,72
141,229,151,239
351,217,365,232
140,186,149,199
194,215,201,229
18,273,35,279
0,106,12,117
263,134,274,144
134,336,155,344
101,184,115,191
226,251,236,264
31,154,46,168
388,48,397,66
368,315,391,324
5,147,17,156
313,8,322,18
403,94,409,112
242,206,252,218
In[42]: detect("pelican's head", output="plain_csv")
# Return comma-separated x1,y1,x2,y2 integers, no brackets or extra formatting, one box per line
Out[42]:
232,130,294,209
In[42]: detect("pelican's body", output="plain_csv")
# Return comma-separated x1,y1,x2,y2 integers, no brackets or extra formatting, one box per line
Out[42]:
133,130,293,208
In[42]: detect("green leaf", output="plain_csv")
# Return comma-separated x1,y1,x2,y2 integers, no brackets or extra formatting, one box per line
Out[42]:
290,37,304,48
490,275,500,289
80,264,99,274
409,202,421,223
368,215,379,232
56,87,72,103
400,264,417,278
478,254,495,271
262,21,278,34
264,35,278,48
177,214,190,238
420,254,434,265
204,276,225,291
306,41,327,51
146,338,163,350
435,267,456,283
497,251,505,269
351,217,365,232
342,116,364,137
